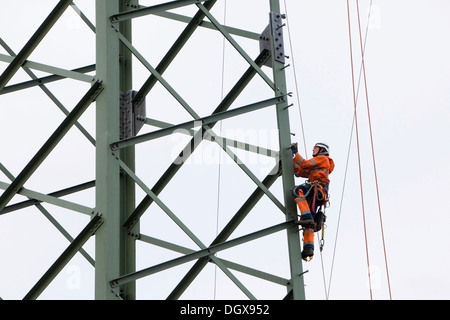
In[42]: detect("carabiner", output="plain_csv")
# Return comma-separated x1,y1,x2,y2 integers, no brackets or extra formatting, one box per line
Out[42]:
320,238,325,252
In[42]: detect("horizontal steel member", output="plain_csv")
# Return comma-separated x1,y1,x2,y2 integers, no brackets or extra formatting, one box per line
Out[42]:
167,162,281,299
0,80,103,212
122,49,270,232
0,180,95,215
139,233,289,286
153,11,260,40
0,64,96,95
0,54,95,84
110,95,286,151
110,0,213,23
145,117,279,158
0,180,93,216
110,220,293,288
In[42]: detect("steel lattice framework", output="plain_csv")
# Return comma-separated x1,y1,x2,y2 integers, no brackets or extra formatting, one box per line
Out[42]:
0,0,306,300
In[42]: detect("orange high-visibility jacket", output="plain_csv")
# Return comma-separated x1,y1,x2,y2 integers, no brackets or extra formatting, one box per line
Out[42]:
293,152,335,184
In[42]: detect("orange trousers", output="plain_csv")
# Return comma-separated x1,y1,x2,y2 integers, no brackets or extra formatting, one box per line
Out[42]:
293,189,314,252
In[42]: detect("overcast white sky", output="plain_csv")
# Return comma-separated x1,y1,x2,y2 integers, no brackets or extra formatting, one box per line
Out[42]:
1,0,449,300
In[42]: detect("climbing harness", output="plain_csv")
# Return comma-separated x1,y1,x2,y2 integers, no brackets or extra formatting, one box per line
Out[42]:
296,180,330,261
310,181,329,253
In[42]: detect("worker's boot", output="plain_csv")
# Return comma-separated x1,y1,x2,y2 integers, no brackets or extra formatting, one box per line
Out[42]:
302,247,314,261
302,228,314,261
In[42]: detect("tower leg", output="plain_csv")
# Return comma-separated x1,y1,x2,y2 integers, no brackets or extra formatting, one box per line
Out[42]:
95,0,132,300
270,0,306,300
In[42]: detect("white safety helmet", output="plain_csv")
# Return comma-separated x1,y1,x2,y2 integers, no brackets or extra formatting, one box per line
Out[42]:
314,142,329,154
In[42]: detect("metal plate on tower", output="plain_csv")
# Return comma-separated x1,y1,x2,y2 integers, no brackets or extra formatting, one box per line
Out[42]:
120,90,146,140
259,12,285,68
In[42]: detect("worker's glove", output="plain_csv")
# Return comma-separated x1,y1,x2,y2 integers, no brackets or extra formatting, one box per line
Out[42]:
289,143,298,155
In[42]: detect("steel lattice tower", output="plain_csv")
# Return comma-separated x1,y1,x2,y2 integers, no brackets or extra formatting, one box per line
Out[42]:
0,0,306,300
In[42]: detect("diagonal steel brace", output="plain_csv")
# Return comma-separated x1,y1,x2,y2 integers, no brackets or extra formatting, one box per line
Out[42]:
0,81,103,212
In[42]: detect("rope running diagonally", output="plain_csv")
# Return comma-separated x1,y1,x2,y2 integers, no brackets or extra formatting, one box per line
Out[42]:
354,0,392,299
284,0,391,300
346,0,374,300
328,0,376,300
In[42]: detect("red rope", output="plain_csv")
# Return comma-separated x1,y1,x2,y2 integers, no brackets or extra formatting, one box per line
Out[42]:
355,0,392,299
346,0,373,300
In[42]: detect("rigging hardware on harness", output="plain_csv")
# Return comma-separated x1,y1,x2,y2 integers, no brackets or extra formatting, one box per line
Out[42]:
303,180,329,259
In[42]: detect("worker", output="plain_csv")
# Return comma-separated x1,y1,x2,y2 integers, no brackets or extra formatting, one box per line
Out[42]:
290,142,334,261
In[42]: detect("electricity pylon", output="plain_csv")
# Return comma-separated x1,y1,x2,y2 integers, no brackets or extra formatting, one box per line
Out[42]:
0,0,305,300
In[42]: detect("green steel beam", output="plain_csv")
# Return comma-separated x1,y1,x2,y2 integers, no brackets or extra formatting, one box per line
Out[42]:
110,220,292,289
167,163,281,299
203,124,286,213
167,2,306,300
115,30,201,119
95,0,122,300
38,206,95,267
117,157,207,252
0,64,96,95
0,163,95,266
209,253,256,300
0,0,305,301
269,0,306,300
111,95,285,150
123,49,270,231
117,156,257,299
23,213,103,300
217,256,289,287
118,0,139,300
110,0,213,23
0,53,95,83
0,180,93,216
0,180,95,215
131,0,218,109
0,80,102,213
95,0,139,300
0,0,73,90
153,11,260,40
0,38,96,145
70,2,96,33
116,27,284,216
145,117,279,158
196,3,275,90
138,234,289,286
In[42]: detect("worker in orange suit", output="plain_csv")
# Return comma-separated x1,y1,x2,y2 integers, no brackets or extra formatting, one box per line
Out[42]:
290,142,334,261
